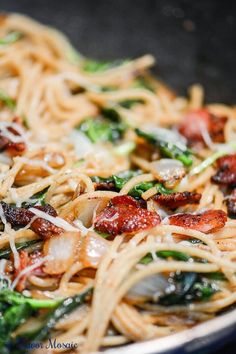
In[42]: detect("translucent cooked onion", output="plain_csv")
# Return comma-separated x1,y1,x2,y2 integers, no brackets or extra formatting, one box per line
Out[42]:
69,130,94,158
43,232,80,274
127,274,170,302
147,127,187,149
75,198,109,227
79,232,110,268
149,158,185,188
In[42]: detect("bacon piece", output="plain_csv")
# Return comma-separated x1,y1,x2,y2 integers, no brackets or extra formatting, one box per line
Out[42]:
178,109,227,146
153,192,201,210
13,250,29,292
168,210,227,234
1,202,62,239
94,195,161,237
0,121,26,157
94,181,116,191
212,154,236,186
13,250,45,292
226,189,236,219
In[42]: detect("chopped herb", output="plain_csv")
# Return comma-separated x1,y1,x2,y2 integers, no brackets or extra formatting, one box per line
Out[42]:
0,90,16,111
0,31,22,46
135,128,193,166
83,59,129,73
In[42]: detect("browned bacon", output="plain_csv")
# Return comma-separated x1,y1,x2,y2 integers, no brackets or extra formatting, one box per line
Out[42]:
153,192,201,209
0,202,62,239
94,195,161,237
0,121,26,157
168,210,227,234
178,109,227,147
212,154,236,186
226,189,236,219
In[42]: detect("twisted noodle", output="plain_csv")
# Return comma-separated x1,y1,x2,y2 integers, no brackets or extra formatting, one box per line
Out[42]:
0,13,236,354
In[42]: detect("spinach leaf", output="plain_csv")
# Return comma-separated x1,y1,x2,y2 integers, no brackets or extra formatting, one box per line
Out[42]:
0,288,91,353
0,289,61,309
83,59,129,72
27,288,92,342
119,99,144,109
158,273,217,305
0,90,16,111
93,170,172,198
78,117,126,143
140,250,190,265
0,31,22,46
135,128,193,166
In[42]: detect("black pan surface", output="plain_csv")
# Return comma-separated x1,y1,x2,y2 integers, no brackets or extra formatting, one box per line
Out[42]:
0,1,236,353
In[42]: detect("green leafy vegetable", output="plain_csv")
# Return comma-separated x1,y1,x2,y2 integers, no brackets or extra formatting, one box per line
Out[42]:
0,289,91,353
78,117,126,143
93,170,172,197
83,59,129,72
119,99,144,109
133,77,155,92
0,90,16,111
27,287,92,342
140,250,190,265
0,289,61,309
114,141,136,156
204,272,227,281
190,142,236,176
156,183,173,194
0,31,22,46
0,239,41,259
135,128,193,166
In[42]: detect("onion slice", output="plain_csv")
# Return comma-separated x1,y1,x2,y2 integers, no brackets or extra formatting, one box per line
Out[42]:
43,232,80,275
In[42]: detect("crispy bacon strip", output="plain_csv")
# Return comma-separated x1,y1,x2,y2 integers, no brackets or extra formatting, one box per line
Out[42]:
226,189,236,219
212,154,236,186
168,210,227,234
153,192,201,209
94,195,161,237
178,109,227,147
0,121,26,157
1,202,62,239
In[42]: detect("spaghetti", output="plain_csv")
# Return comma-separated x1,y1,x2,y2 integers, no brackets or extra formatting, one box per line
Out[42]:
0,13,236,354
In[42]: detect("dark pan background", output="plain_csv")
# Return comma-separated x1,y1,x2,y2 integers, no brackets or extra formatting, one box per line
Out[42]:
0,0,236,353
